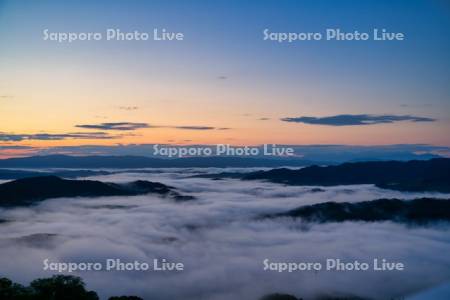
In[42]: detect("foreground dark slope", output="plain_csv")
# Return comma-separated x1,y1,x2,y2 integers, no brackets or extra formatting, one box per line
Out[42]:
0,176,193,206
263,198,450,225
0,275,368,300
243,158,450,192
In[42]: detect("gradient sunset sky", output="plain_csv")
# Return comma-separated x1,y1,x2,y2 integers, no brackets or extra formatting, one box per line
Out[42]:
1,0,449,157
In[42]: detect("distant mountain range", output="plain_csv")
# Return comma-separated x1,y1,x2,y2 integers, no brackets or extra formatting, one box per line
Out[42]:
0,176,193,206
0,150,443,169
0,155,321,169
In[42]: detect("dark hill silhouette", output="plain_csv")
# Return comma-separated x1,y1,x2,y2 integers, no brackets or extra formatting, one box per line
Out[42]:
243,158,450,192
263,198,450,225
0,176,193,206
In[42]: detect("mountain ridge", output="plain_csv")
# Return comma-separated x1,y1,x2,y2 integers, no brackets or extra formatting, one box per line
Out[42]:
242,158,450,192
0,176,194,206
262,198,450,225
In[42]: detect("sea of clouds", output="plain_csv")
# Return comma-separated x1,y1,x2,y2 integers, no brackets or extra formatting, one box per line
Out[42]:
0,168,450,300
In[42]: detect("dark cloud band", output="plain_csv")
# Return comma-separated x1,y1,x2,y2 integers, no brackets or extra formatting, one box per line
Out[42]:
281,114,435,126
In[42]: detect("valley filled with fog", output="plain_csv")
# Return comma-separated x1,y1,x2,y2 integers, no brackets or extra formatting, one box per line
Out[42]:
1,168,449,300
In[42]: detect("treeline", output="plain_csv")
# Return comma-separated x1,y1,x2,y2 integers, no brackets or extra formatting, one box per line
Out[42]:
0,275,141,300
1,275,365,300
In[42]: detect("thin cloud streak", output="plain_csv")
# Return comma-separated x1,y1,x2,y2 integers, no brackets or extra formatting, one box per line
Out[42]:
173,126,216,130
76,122,150,131
75,122,230,131
118,106,139,111
0,132,116,141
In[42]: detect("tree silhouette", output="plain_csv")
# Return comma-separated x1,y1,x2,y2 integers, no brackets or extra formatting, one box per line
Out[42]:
109,297,144,300
29,275,99,300
260,293,300,300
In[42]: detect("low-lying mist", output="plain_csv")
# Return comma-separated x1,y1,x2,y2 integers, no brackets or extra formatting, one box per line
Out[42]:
1,169,449,300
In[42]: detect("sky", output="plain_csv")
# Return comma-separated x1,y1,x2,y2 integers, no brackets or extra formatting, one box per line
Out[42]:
0,0,449,157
